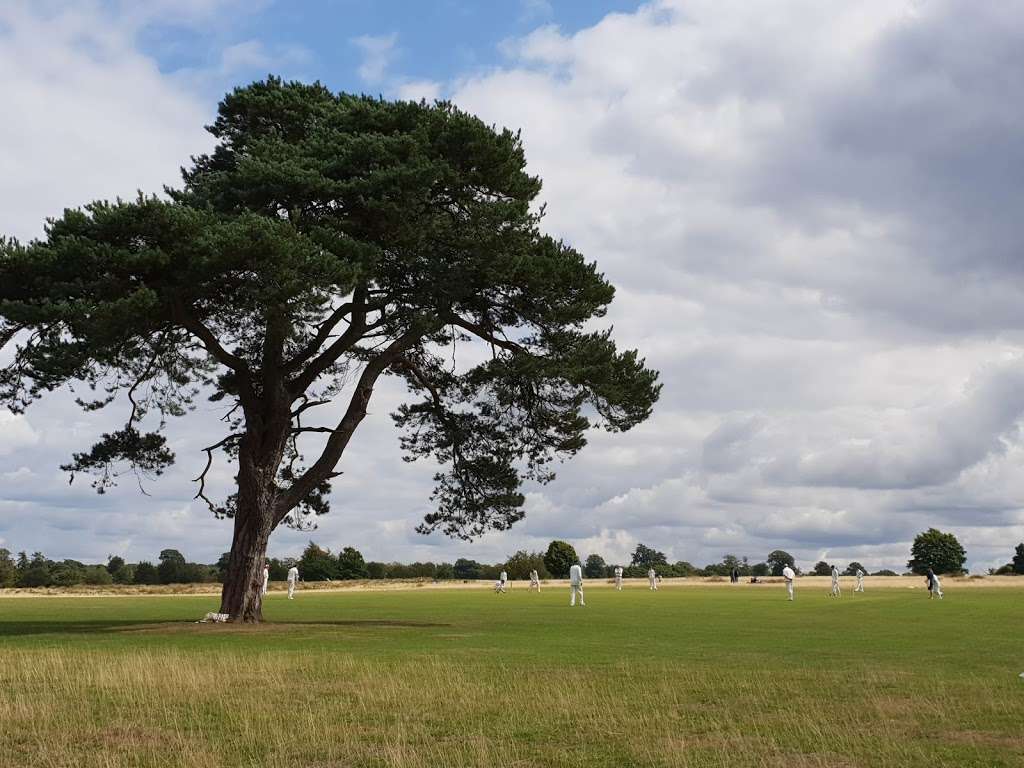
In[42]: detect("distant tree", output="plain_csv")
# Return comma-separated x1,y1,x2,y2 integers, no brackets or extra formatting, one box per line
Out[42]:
812,561,831,576
337,547,369,580
871,569,898,576
673,561,698,577
722,554,743,574
434,562,455,580
157,549,187,584
266,557,289,581
181,562,216,583
750,562,769,577
453,558,483,580
907,528,966,575
106,556,125,576
843,561,865,576
766,550,795,577
0,548,17,587
991,563,1014,575
703,562,729,577
504,550,549,580
299,542,337,581
366,561,387,580
1013,543,1024,574
215,552,232,581
630,544,668,569
544,540,579,578
112,564,135,584
83,565,114,585
133,561,159,584
51,562,85,586
19,552,52,587
584,554,607,579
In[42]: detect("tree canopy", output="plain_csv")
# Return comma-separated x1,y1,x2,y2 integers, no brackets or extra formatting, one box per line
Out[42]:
0,77,659,621
543,540,579,578
629,543,668,569
766,550,795,577
584,553,607,578
907,528,966,575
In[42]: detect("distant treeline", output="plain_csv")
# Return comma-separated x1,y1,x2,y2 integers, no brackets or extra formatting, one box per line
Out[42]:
0,541,920,588
4,535,1018,588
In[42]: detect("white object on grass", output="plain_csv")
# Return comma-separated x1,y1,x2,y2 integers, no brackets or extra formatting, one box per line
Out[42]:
197,612,230,623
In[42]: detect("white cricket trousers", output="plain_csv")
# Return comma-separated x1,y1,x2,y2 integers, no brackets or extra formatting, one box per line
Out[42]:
649,578,657,591
615,577,622,591
288,581,296,599
855,577,864,592
786,581,794,600
570,585,585,606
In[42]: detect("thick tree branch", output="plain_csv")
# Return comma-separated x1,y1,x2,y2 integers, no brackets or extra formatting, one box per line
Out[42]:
447,315,526,354
172,302,248,373
171,301,256,409
284,300,356,372
275,324,429,517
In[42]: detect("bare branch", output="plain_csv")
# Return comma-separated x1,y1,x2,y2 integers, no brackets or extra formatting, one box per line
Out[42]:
274,324,429,518
291,398,330,417
193,433,243,513
284,300,356,372
0,322,25,350
287,288,370,395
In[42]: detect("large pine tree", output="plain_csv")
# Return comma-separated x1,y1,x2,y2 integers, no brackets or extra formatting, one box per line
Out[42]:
0,78,660,621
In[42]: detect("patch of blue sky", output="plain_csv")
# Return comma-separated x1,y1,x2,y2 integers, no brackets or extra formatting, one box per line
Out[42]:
135,0,644,94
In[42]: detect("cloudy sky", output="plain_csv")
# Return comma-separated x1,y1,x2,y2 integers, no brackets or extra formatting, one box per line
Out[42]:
3,0,1024,573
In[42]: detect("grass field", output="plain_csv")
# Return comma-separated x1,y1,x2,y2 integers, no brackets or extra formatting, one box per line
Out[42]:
1,581,1022,767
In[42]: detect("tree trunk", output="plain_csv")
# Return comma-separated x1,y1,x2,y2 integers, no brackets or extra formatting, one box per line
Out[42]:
218,508,272,622
218,440,281,622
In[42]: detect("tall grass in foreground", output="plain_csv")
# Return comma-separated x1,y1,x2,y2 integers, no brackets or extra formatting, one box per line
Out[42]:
1,647,1021,768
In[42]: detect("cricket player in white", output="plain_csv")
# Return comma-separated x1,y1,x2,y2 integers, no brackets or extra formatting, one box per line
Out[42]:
261,564,269,596
569,563,585,606
287,565,299,599
529,569,540,591
499,570,508,593
927,568,944,599
782,565,795,600
829,564,841,597
614,565,624,591
648,567,658,590
854,568,865,593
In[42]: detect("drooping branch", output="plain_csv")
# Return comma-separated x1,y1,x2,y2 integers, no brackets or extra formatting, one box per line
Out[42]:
194,432,244,514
